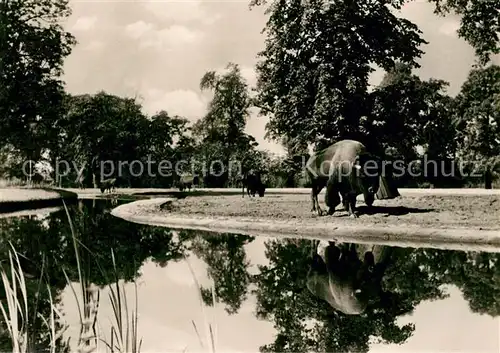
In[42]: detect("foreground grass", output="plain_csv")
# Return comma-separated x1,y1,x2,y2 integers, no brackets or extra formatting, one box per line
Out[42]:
0,201,142,353
0,201,218,353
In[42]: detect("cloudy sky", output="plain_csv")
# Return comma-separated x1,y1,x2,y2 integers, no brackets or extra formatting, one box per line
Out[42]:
62,0,499,155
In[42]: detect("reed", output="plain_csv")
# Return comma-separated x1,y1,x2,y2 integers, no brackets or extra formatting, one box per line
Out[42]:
186,258,217,353
0,201,143,353
0,242,68,353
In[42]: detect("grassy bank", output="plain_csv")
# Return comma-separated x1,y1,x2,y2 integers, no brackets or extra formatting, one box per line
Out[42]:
0,188,78,214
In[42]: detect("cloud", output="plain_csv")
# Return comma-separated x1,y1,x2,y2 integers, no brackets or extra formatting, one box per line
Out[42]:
143,88,207,120
141,0,220,25
71,16,97,32
240,66,257,88
83,40,104,51
151,25,203,48
439,19,460,36
124,21,203,50
125,20,154,39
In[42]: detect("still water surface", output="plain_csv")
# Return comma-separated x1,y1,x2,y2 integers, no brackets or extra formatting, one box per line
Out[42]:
0,199,498,353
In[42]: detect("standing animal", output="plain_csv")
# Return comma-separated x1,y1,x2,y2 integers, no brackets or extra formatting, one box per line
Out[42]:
305,139,399,217
241,170,266,197
99,178,116,193
306,240,392,315
178,174,199,191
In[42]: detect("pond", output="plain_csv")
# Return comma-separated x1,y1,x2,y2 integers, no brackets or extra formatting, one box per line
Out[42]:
0,198,498,353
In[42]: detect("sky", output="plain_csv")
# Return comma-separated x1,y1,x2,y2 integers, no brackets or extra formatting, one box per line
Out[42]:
62,0,500,156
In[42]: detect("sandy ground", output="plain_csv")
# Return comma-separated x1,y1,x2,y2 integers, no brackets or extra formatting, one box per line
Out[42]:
151,193,500,230
111,195,500,253
66,187,500,197
0,188,73,202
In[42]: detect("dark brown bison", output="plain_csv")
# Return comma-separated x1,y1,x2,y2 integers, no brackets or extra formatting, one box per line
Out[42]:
241,170,266,197
99,178,116,193
305,139,399,217
178,174,199,191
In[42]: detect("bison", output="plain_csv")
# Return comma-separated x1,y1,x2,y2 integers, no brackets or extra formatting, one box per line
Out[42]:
241,170,266,197
99,178,116,194
305,139,399,217
178,174,199,192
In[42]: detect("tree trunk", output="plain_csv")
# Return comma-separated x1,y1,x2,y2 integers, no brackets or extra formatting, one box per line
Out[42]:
484,168,492,189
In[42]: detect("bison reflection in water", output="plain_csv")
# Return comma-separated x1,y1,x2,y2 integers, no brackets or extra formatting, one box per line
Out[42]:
306,240,392,315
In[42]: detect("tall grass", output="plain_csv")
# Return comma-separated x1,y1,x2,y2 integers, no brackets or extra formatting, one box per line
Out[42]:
0,202,220,353
186,258,217,353
0,243,68,353
0,201,143,353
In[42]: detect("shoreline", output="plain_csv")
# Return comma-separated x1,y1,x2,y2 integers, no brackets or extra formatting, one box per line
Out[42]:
111,197,500,253
66,187,500,199
0,188,78,214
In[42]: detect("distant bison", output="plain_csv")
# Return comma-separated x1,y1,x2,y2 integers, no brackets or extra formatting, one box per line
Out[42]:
31,173,44,185
178,174,199,191
242,170,266,197
99,178,116,194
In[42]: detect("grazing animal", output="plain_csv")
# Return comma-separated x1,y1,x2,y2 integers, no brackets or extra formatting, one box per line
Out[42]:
306,240,392,315
99,178,116,193
241,170,266,197
31,173,44,185
178,174,199,191
305,139,399,217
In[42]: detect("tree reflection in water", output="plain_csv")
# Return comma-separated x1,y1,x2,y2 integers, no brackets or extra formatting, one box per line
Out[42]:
0,199,186,352
0,200,499,353
251,238,500,352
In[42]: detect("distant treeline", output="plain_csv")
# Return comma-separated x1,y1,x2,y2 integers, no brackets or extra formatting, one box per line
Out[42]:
1,0,499,189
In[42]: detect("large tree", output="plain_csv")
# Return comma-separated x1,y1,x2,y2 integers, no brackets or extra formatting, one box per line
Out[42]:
454,65,500,189
429,0,500,65
251,0,500,153
0,0,75,161
370,63,458,186
194,62,254,186
58,92,150,187
251,0,426,150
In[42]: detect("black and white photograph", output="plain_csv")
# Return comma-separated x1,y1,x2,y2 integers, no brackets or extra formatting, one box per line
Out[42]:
0,0,499,352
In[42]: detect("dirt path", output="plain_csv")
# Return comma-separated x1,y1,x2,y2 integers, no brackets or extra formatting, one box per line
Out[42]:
159,193,500,230
0,188,77,214
111,193,500,253
0,188,76,203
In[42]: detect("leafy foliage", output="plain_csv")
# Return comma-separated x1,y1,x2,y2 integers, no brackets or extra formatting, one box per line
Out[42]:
251,0,426,148
0,0,75,160
429,0,500,65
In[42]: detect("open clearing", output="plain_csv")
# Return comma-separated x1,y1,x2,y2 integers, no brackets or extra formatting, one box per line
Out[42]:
0,188,75,203
154,193,500,230
111,192,500,253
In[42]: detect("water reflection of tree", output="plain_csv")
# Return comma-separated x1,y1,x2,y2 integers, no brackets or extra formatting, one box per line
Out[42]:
2,201,500,352
251,239,451,353
45,199,187,285
179,229,255,314
0,199,187,352
415,250,500,317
